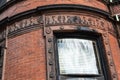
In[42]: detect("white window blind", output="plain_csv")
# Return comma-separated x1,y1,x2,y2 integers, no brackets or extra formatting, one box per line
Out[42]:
57,39,99,75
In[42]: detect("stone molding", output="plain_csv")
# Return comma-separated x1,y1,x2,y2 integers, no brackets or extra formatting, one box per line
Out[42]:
0,12,116,40
0,11,116,41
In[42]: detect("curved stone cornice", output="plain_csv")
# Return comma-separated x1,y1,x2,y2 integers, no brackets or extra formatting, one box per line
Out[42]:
0,4,113,27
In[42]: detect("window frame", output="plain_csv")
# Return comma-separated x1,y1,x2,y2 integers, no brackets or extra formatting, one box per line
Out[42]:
53,31,109,80
44,25,114,80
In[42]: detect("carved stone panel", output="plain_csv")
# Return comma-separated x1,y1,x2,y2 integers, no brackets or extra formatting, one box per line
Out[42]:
6,12,116,38
7,16,43,38
45,14,115,35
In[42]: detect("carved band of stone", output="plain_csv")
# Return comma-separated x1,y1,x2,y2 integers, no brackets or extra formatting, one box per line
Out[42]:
7,16,43,38
6,14,116,38
45,15,115,35
8,25,42,38
102,32,118,80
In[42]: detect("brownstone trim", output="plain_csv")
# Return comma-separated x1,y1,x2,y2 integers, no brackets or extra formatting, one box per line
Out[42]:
4,11,117,40
44,25,118,80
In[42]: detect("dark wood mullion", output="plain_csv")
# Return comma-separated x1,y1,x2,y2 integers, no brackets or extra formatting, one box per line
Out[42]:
54,36,60,80
97,37,111,80
92,41,103,74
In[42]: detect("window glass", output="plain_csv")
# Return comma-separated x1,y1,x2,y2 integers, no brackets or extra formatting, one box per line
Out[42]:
57,38,100,75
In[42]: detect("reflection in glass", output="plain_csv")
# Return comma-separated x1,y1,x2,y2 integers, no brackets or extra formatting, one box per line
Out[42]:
57,39,99,75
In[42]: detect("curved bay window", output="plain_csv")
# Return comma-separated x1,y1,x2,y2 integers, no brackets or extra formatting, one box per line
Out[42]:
54,32,109,80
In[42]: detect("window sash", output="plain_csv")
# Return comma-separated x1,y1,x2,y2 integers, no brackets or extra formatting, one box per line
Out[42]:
56,38,104,79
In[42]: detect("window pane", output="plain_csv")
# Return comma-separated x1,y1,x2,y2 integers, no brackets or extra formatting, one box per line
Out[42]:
57,39,99,75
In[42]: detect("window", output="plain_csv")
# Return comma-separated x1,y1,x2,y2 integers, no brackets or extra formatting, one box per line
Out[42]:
54,32,109,80
0,47,3,80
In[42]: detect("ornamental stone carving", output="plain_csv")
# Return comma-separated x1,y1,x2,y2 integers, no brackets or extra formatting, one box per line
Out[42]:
7,13,115,37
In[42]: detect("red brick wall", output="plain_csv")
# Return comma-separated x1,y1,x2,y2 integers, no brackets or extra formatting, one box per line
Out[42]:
5,30,46,80
0,0,108,20
109,34,120,80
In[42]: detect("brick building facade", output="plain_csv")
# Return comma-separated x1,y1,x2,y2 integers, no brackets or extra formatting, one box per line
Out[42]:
0,0,120,80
